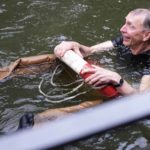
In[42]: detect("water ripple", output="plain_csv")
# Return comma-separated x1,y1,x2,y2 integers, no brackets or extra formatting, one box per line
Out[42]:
0,25,24,39
16,14,35,23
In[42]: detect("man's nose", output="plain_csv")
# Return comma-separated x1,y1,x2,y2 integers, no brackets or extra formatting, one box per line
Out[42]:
120,24,126,33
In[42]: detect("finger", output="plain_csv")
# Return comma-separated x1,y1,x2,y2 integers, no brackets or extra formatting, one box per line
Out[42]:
100,76,112,83
93,76,111,86
91,65,103,70
84,73,99,83
54,46,69,58
74,47,83,58
81,68,96,74
54,47,62,58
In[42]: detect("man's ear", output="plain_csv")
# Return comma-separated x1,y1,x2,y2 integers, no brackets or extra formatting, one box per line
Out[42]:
143,31,150,41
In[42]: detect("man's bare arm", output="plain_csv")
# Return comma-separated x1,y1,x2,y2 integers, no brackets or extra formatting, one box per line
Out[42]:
54,40,115,58
90,40,114,54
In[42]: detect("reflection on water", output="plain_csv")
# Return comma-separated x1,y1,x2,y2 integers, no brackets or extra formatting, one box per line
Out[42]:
0,0,150,149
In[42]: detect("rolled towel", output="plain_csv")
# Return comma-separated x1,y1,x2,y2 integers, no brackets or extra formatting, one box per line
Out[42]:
34,99,103,127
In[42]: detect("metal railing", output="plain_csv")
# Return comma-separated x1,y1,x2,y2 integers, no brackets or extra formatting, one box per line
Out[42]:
0,91,150,150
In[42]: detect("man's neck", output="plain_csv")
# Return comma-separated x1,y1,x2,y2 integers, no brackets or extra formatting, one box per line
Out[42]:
130,42,150,55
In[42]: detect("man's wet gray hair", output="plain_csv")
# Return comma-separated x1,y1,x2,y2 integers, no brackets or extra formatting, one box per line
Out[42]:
129,8,150,31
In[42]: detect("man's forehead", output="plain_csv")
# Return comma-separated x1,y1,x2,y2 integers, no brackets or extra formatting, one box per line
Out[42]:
125,13,145,24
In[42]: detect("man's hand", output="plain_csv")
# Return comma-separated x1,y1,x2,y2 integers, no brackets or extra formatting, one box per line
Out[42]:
82,65,122,87
54,41,83,58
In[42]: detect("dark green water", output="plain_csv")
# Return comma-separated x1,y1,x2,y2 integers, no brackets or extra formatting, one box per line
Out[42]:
0,0,150,149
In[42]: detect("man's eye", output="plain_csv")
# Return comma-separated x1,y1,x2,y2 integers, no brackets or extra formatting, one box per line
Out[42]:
130,25,135,29
127,23,135,29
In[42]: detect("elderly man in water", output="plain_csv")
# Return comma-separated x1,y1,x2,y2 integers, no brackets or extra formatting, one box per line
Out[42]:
18,8,150,129
54,8,150,96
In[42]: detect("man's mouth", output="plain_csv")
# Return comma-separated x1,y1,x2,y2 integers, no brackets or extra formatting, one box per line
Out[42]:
122,35,130,42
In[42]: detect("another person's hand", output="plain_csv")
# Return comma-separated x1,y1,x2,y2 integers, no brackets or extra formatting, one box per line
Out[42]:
82,65,121,87
54,41,83,58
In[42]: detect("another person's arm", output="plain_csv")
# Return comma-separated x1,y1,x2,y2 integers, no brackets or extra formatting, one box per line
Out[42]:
140,75,150,92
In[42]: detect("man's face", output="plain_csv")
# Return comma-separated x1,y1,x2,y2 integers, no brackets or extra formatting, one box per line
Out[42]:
120,13,145,54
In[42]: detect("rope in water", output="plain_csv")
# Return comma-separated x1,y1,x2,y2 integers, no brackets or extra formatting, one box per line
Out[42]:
50,64,83,87
38,64,88,103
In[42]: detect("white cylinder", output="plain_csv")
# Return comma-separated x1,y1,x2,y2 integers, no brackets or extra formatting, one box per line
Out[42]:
60,50,87,74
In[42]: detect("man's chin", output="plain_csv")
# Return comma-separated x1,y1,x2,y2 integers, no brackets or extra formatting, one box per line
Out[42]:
123,41,130,47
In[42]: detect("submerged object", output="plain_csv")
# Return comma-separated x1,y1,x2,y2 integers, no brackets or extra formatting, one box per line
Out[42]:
17,99,103,129
34,99,103,126
0,54,58,80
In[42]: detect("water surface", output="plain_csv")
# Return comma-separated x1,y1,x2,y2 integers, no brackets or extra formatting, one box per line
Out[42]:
0,0,150,149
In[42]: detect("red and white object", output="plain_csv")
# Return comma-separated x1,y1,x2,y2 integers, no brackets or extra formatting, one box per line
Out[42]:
60,50,119,98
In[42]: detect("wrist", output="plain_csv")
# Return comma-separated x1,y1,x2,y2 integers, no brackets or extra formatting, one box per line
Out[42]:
113,78,124,88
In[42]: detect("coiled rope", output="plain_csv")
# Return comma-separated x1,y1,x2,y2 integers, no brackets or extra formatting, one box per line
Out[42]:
38,65,88,103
